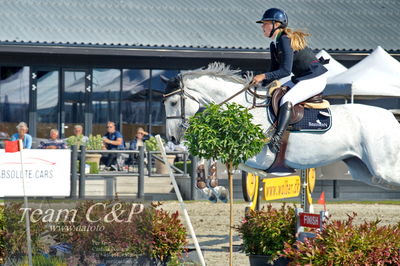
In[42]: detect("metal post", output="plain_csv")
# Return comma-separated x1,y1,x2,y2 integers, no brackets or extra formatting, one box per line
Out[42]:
301,169,309,212
333,180,338,199
105,177,115,199
190,155,198,200
147,151,152,176
183,152,187,174
79,145,86,199
296,207,304,236
138,146,145,199
70,145,78,198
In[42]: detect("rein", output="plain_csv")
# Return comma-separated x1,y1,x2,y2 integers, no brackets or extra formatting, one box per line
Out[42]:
163,77,270,130
217,83,252,106
218,83,270,110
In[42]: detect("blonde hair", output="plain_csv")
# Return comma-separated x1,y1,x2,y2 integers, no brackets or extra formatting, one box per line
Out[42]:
16,122,28,130
281,28,310,51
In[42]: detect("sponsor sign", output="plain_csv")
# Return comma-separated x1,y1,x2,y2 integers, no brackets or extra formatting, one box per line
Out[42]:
299,212,321,228
0,149,71,197
262,175,301,200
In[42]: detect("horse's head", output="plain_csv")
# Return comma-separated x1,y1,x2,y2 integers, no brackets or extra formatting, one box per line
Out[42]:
162,75,203,144
162,62,256,144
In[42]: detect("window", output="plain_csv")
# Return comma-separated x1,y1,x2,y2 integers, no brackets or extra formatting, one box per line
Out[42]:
121,69,150,141
0,66,29,137
92,69,121,136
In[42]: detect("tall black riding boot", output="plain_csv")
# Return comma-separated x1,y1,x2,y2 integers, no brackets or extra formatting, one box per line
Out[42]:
268,101,293,153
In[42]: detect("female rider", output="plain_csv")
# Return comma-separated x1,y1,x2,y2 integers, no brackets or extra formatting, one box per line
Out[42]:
252,8,328,153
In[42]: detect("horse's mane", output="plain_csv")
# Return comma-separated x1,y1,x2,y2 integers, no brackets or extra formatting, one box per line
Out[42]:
181,62,252,85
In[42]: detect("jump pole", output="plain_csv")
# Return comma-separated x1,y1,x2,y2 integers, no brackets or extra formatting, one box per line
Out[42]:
155,135,206,266
19,140,33,266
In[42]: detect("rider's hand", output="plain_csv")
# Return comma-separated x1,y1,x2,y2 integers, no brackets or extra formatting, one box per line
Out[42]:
252,74,266,85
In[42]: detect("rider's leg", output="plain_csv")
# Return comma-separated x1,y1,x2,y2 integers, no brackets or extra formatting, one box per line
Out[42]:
268,73,327,153
280,73,328,106
268,101,293,153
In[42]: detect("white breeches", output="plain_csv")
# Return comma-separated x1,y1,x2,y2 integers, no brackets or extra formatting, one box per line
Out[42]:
280,73,328,106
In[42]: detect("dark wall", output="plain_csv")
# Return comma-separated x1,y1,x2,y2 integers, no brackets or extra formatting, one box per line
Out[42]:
0,51,268,72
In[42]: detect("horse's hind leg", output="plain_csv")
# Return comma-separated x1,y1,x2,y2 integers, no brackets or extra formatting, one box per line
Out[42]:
343,157,375,186
196,162,207,189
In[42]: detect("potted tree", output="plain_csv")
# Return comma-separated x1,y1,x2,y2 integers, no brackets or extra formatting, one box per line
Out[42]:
66,134,104,172
235,204,296,266
84,134,104,169
184,102,265,265
146,136,176,174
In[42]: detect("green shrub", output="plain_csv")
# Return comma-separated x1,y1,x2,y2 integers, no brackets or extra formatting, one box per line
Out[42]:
173,161,192,174
235,203,296,260
86,161,99,174
3,202,46,258
51,200,186,263
283,213,400,265
67,134,103,150
151,208,187,262
66,135,85,148
86,134,104,150
145,136,164,151
18,255,67,266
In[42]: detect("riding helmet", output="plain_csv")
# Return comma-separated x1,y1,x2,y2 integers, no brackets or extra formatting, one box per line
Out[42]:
256,8,288,27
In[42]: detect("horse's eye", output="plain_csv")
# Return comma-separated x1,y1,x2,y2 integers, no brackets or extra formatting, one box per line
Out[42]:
171,101,177,106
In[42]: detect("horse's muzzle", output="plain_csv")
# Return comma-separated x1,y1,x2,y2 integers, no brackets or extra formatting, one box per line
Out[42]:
170,136,179,145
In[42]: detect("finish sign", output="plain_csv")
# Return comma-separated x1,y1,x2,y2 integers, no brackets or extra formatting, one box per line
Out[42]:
299,212,321,229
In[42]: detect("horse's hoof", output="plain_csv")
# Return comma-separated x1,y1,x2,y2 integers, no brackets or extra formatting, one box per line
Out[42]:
207,178,218,188
208,193,217,203
196,181,207,189
213,186,228,203
217,189,228,203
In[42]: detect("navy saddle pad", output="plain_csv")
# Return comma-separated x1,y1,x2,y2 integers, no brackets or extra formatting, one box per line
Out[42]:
267,105,332,132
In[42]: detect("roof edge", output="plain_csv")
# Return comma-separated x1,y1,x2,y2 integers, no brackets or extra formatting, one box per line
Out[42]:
0,43,399,60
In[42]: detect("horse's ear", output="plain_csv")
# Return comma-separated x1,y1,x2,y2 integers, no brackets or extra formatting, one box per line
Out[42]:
160,75,170,84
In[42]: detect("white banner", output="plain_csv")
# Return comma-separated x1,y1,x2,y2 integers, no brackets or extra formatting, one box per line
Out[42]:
0,149,71,197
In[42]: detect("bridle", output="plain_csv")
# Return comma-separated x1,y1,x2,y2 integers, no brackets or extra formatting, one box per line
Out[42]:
163,75,200,130
163,75,271,130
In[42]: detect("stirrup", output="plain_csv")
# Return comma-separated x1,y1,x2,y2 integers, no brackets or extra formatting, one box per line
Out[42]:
268,135,282,153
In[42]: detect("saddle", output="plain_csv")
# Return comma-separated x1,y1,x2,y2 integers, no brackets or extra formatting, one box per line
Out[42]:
271,86,327,125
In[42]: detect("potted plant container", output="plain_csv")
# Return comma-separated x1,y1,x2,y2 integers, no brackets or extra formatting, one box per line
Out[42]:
84,134,104,169
146,136,176,175
236,204,296,266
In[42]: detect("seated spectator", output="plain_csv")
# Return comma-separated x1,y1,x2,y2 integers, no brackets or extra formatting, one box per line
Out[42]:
129,127,150,150
101,121,124,170
73,125,89,143
126,127,151,165
0,132,9,148
39,129,67,149
11,122,32,149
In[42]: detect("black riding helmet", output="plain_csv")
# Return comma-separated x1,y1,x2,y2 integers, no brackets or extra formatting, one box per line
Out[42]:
256,8,288,37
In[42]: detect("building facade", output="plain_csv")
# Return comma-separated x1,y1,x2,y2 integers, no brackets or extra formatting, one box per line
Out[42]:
1,0,399,144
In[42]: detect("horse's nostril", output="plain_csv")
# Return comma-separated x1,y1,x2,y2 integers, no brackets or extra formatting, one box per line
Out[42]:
170,136,179,145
